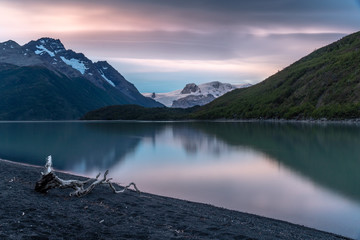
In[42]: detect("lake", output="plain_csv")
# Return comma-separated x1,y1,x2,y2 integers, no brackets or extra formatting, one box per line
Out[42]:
0,121,359,239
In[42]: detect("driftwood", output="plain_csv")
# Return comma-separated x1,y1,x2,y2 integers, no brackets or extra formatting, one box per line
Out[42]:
35,156,140,197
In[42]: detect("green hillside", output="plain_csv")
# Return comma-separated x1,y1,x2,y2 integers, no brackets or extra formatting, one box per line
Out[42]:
0,64,131,120
192,31,360,120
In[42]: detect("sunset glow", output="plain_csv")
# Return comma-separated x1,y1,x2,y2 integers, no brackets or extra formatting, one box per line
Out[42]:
1,0,360,92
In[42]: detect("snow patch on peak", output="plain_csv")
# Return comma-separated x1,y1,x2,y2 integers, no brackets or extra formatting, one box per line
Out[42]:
35,45,55,57
143,81,250,107
102,66,108,70
54,49,64,54
98,69,115,87
60,56,88,75
36,38,65,53
198,81,235,97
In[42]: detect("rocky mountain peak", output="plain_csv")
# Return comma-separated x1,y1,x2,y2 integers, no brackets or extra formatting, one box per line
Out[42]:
24,37,66,57
0,40,21,49
94,61,112,71
209,81,222,89
0,37,164,120
143,81,248,108
38,37,66,54
181,83,200,94
93,60,139,96
0,40,22,55
0,40,40,66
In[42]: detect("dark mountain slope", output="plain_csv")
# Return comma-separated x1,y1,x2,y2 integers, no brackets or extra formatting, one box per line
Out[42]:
0,37,162,120
192,31,360,120
0,65,132,120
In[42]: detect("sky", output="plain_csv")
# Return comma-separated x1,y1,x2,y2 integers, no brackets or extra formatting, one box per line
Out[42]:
1,0,360,92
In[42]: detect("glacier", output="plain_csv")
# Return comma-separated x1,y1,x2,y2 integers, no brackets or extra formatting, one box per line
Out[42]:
60,56,88,75
35,45,55,57
143,81,251,108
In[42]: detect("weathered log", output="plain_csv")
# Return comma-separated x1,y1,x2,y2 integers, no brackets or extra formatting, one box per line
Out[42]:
35,156,140,197
34,171,59,193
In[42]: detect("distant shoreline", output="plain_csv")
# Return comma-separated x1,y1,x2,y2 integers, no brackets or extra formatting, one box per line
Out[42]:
2,118,360,125
204,118,360,125
0,158,352,240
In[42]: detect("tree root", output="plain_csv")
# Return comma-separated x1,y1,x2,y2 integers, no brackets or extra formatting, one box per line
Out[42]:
35,156,140,197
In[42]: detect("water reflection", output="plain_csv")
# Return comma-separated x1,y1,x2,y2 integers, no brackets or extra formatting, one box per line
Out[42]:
0,122,164,171
191,122,360,202
1,121,360,238
0,122,360,201
1,121,359,202
171,124,233,156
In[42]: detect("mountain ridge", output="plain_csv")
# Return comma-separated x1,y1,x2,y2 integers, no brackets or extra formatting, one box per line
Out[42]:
191,31,360,120
143,81,251,108
0,37,162,120
83,30,360,121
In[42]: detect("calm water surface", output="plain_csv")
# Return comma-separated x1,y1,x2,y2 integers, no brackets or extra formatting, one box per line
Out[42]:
0,121,359,239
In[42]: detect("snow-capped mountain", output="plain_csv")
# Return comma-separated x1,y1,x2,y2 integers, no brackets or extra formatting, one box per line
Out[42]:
143,81,251,108
0,38,162,120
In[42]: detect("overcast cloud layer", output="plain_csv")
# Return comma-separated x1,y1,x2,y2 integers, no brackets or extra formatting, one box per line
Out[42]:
1,0,360,92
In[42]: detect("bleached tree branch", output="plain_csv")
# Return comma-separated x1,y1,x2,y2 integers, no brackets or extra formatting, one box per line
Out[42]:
35,155,140,197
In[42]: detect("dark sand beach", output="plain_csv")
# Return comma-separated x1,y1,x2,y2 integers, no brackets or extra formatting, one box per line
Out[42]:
0,159,351,240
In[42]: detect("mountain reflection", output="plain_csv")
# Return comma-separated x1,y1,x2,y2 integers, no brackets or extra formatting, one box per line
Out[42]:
1,121,359,204
191,122,360,203
0,122,165,171
171,123,232,156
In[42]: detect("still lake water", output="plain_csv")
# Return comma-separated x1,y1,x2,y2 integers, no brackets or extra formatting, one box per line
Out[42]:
0,121,359,239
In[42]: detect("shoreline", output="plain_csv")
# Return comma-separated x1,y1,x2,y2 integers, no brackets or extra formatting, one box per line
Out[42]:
0,158,352,240
2,118,360,125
